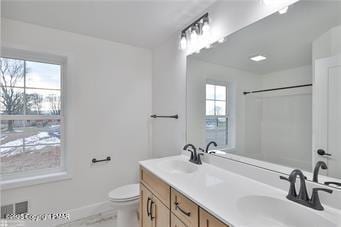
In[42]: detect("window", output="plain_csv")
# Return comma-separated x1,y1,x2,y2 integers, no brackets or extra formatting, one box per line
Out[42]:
205,83,228,147
0,56,63,180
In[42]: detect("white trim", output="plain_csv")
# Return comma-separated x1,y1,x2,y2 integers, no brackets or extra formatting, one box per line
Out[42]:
0,171,71,190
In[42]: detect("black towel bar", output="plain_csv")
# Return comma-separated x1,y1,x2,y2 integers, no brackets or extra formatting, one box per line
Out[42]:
92,156,111,163
150,114,178,119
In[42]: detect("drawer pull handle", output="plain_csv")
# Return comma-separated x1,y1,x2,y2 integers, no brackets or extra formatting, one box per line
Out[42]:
150,201,155,220
174,202,191,217
147,197,151,217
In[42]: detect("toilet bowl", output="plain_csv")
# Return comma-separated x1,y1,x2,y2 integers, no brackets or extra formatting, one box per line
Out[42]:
109,184,140,227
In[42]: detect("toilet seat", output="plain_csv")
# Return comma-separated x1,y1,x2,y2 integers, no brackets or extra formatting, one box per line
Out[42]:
109,183,140,202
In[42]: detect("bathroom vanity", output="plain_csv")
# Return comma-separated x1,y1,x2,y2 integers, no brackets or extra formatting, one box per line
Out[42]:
139,159,228,227
139,155,341,227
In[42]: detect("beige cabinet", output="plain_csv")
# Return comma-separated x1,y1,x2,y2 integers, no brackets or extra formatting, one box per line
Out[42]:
140,183,170,227
152,195,170,227
140,166,230,227
140,184,154,227
171,213,187,227
171,188,198,227
199,208,229,227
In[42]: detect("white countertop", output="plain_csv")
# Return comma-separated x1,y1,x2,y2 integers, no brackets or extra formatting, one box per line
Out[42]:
139,155,341,227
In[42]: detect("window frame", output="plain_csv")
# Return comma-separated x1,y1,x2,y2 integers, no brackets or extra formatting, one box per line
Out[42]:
0,48,69,188
205,80,233,149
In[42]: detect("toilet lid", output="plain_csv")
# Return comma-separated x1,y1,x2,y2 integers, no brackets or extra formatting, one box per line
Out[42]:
109,184,140,201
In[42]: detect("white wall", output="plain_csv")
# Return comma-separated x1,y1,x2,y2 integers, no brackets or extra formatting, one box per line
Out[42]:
258,65,313,170
152,0,298,157
186,58,261,153
313,25,341,62
1,19,152,216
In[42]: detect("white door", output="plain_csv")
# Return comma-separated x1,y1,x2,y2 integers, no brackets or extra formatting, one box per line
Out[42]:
314,54,341,178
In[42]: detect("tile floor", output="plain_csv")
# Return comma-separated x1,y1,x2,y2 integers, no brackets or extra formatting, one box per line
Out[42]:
57,212,116,227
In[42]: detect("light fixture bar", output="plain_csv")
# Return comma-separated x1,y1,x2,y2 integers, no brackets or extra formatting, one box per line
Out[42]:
181,13,209,34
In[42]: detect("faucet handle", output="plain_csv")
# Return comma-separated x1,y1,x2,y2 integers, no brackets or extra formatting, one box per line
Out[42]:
198,147,205,153
280,176,290,181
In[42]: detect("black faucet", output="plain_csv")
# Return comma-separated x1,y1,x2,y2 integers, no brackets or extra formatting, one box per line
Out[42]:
280,169,333,211
205,141,217,153
199,141,218,154
313,161,328,183
183,144,203,165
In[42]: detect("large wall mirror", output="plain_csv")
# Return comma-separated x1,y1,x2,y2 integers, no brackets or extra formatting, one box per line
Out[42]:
186,1,341,187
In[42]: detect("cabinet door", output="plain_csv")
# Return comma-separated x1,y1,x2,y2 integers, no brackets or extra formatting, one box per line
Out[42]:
151,196,170,227
171,213,187,227
199,208,229,227
140,184,154,227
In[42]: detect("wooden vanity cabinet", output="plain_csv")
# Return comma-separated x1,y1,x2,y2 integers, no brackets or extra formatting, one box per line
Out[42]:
199,208,229,227
140,184,154,227
171,188,198,226
171,213,187,227
140,168,170,227
140,167,229,227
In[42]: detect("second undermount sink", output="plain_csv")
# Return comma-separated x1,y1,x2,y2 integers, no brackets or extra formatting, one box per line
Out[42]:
159,159,198,174
237,195,337,227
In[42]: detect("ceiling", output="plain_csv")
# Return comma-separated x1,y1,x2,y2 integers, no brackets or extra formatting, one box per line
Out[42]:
193,1,341,75
1,0,216,49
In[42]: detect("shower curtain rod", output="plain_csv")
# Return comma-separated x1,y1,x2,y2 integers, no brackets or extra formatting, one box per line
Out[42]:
243,83,312,95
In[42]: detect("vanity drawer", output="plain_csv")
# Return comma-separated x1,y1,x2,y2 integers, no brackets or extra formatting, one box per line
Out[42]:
171,188,198,227
140,167,170,208
199,208,229,227
171,213,187,227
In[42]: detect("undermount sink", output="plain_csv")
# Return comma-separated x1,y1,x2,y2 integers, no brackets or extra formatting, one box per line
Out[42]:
237,195,337,227
159,159,198,174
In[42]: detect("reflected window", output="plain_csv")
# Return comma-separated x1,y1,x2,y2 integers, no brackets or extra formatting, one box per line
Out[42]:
205,83,228,146
0,56,63,179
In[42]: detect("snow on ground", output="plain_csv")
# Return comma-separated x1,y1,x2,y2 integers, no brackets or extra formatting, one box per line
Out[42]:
0,126,60,157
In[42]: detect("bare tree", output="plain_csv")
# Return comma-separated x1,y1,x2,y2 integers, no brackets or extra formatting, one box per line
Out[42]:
47,94,61,115
0,58,25,131
26,93,43,114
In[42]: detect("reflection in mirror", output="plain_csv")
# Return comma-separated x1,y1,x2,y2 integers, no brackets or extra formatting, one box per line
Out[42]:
187,1,341,183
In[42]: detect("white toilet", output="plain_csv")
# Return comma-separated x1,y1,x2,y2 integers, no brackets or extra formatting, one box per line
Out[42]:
108,184,140,227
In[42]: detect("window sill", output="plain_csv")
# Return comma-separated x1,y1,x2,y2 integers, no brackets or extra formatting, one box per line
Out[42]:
0,171,72,190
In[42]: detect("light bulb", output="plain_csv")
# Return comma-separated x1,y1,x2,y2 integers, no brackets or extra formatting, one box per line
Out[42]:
202,16,210,36
191,27,198,41
180,33,187,50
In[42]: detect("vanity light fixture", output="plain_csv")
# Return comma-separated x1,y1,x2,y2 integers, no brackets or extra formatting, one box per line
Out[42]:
180,32,187,50
179,13,210,52
278,6,289,14
250,55,267,62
